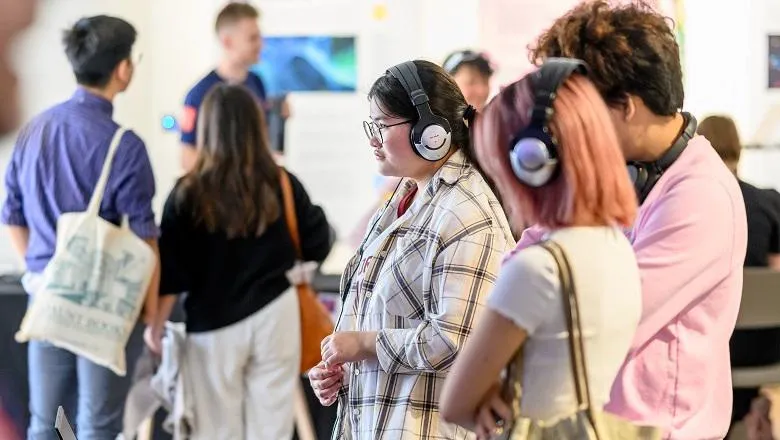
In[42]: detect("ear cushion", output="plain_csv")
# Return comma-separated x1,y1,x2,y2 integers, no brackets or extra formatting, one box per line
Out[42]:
412,115,452,161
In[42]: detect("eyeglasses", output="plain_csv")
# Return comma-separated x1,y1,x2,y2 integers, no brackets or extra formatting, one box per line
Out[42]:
363,120,411,144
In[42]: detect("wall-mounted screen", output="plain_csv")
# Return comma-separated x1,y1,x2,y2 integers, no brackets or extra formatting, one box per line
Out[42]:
251,35,357,96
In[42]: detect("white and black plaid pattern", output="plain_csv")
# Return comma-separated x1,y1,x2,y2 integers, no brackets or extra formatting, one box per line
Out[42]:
333,150,515,440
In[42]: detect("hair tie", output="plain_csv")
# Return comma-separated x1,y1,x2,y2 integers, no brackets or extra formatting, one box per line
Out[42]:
463,104,477,125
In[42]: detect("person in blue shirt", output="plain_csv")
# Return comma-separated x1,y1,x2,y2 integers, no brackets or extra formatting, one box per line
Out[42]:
180,2,283,171
1,15,159,440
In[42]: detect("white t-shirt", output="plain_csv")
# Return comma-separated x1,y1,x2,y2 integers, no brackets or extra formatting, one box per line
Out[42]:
487,226,642,422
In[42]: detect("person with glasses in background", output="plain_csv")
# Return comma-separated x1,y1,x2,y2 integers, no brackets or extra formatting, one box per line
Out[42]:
1,15,158,440
442,50,494,112
307,60,514,439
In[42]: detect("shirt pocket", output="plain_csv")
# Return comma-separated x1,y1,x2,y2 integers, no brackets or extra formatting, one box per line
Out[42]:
378,233,430,320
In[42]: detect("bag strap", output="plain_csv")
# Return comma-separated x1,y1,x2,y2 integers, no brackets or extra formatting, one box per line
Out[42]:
279,168,303,259
539,241,596,416
87,127,127,216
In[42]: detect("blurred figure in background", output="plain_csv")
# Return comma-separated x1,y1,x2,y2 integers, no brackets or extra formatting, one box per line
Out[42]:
149,84,332,440
0,1,37,437
442,49,494,112
0,0,36,137
2,15,158,440
180,2,275,171
698,114,780,439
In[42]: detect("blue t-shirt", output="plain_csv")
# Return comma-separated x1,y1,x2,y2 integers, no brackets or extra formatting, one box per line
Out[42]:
180,70,267,146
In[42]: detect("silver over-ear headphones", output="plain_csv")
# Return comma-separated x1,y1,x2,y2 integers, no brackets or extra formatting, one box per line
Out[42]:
510,57,588,187
387,61,452,161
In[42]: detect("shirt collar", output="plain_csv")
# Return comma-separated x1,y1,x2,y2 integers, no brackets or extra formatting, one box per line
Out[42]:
72,87,114,116
425,149,470,196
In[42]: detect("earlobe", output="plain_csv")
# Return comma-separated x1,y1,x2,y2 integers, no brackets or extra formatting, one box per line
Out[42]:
624,95,637,122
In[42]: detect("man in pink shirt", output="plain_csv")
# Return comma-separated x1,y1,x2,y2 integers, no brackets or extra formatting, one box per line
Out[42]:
520,2,748,438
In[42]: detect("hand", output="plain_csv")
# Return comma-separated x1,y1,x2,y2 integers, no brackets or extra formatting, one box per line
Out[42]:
280,98,291,119
745,394,774,440
320,331,376,366
143,325,164,356
308,361,344,406
474,383,513,440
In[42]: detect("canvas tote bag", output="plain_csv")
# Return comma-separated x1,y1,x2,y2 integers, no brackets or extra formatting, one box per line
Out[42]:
15,127,157,376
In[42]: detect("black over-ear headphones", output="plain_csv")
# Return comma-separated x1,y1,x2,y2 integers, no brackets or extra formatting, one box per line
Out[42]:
509,57,588,187
387,61,453,162
627,112,697,204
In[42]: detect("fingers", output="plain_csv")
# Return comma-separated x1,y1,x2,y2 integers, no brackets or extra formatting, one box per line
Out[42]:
324,349,343,367
314,373,342,390
476,405,498,439
488,393,512,423
307,362,341,380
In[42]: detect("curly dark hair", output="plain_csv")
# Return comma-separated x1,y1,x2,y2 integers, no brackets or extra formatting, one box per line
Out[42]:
529,0,683,116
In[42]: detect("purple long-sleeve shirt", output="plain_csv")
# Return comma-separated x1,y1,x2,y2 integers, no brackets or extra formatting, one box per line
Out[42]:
1,87,158,273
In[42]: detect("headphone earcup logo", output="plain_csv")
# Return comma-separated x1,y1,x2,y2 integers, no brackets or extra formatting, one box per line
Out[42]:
414,124,452,161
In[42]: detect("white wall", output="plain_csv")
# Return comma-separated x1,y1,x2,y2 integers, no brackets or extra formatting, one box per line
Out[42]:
0,0,483,271
682,0,780,189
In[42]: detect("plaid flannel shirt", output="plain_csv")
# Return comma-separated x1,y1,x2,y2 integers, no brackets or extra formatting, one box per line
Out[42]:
333,150,515,440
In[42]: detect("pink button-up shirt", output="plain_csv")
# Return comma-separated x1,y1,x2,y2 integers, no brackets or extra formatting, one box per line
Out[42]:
513,135,747,439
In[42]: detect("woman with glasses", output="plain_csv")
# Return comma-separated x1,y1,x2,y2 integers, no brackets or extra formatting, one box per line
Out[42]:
307,59,514,439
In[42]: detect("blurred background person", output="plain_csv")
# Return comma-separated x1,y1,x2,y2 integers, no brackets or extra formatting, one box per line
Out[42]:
442,49,494,112
2,15,158,440
148,84,332,440
180,2,289,172
698,114,780,438
0,0,37,137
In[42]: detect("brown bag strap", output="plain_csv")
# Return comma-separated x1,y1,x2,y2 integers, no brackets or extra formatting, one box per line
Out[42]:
279,168,303,259
539,241,594,412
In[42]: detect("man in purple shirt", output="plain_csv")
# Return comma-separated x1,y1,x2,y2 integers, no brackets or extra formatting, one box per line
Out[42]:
1,15,159,440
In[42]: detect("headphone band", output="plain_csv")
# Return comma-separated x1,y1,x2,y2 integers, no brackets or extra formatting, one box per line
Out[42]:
388,62,428,107
655,112,697,170
527,58,588,131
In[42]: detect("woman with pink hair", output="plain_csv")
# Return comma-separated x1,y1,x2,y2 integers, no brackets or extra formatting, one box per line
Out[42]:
440,59,642,438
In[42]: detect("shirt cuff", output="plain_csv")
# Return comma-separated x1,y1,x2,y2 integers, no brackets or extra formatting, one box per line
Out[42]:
1,209,27,227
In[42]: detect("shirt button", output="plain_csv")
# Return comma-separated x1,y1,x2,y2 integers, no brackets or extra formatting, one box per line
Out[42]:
354,368,360,376
353,408,360,416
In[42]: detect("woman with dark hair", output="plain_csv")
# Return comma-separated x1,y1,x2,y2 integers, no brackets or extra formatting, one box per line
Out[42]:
307,60,514,439
146,84,333,439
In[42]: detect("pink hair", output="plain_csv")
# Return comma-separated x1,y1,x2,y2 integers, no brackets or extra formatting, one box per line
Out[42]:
473,73,636,230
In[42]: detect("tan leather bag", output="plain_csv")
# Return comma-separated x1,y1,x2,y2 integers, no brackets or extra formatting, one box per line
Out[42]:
279,169,334,373
497,240,662,440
